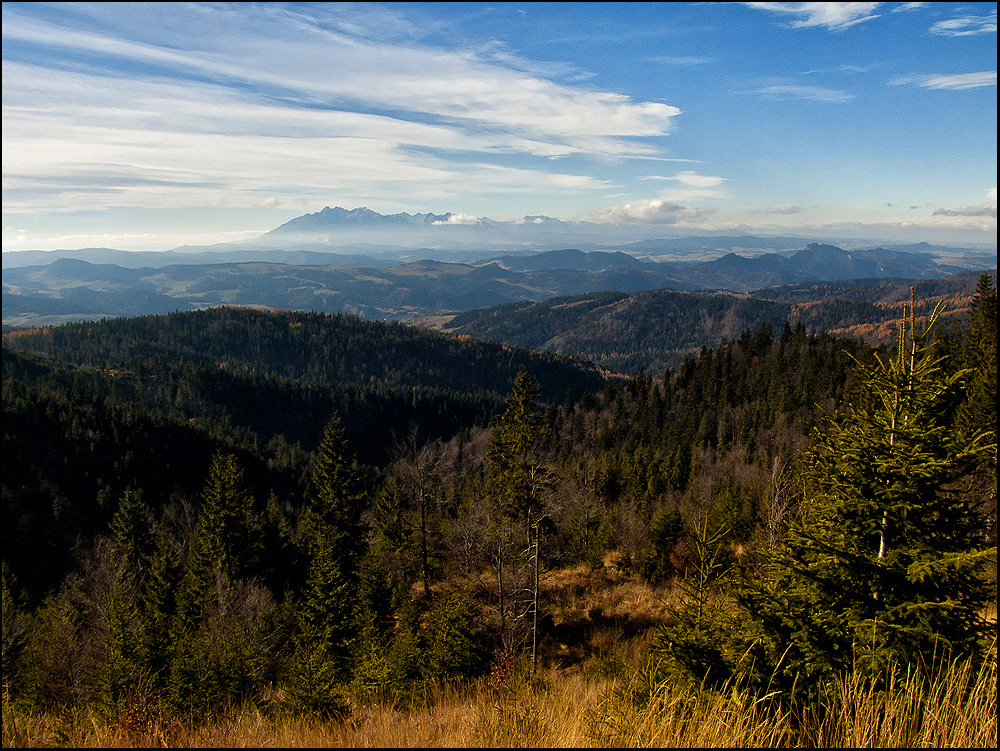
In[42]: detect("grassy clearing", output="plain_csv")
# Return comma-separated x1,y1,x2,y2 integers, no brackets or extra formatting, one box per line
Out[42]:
4,648,995,748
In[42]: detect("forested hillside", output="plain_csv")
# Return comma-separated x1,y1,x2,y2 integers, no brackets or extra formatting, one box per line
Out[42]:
5,305,602,392
2,307,602,595
426,270,993,373
432,289,790,374
3,306,603,455
1,276,995,736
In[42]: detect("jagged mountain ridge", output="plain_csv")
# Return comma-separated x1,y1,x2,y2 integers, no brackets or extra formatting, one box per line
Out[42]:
264,206,477,233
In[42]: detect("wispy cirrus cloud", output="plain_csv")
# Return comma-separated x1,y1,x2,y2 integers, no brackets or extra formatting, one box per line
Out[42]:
1,3,683,215
634,172,729,206
640,171,727,189
930,11,997,37
891,71,997,90
802,64,870,75
1,60,621,214
753,205,804,215
744,2,884,31
1,6,680,148
648,55,713,66
749,83,854,101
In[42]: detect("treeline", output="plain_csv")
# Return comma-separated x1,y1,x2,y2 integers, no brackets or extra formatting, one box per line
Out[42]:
1,277,996,724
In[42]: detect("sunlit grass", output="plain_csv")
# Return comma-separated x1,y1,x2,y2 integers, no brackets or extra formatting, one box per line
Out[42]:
3,567,994,748
4,640,995,748
590,639,996,749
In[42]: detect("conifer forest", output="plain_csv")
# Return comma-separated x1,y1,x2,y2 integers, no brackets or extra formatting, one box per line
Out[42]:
1,274,996,746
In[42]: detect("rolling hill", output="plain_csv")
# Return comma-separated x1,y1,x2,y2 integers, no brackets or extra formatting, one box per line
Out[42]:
4,242,992,331
416,271,994,374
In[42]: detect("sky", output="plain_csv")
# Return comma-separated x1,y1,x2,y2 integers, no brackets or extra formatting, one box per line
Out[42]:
2,1,997,252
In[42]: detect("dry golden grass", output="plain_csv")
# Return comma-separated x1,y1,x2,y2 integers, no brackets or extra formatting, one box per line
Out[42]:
5,643,995,749
1,671,614,748
3,570,995,749
7,650,996,749
590,640,997,749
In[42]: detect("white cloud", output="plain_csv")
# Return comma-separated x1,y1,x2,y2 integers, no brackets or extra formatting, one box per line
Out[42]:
930,12,997,37
0,6,681,155
1,4,691,220
745,3,883,31
1,60,621,160
750,83,854,102
891,72,997,90
546,173,612,190
592,198,714,225
640,171,728,189
431,213,481,225
1,102,614,215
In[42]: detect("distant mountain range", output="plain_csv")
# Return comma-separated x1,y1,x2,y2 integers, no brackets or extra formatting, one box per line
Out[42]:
264,206,475,233
3,243,995,330
6,206,996,270
2,206,996,329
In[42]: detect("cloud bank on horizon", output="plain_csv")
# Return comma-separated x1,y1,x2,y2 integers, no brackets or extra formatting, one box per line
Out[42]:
2,1,996,251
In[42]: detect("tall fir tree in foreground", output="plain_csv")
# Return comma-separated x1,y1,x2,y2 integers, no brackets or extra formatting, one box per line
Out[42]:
167,452,269,716
285,415,368,716
739,295,997,692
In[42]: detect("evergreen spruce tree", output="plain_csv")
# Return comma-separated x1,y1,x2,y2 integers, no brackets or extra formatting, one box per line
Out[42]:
285,414,367,716
194,451,262,581
650,514,736,685
167,452,265,715
301,415,366,586
738,296,997,692
348,551,396,697
955,272,998,592
487,372,550,525
141,523,180,685
173,452,259,632
959,272,998,448
109,487,151,579
486,372,556,668
94,489,152,717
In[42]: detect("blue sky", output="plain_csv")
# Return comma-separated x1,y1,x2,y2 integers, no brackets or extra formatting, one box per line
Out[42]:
2,1,996,251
